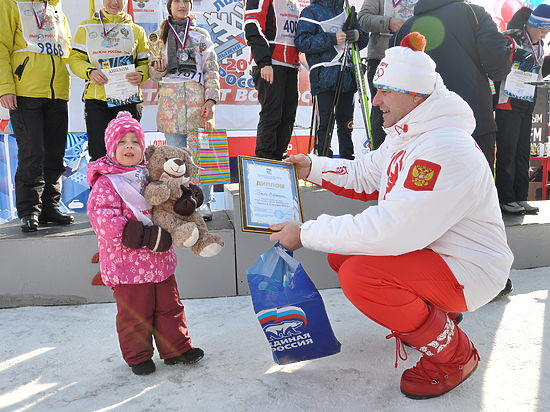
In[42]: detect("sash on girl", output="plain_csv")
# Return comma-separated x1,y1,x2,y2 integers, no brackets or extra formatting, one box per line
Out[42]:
107,168,153,226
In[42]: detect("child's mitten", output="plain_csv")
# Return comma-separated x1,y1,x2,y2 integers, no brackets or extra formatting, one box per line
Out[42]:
122,221,173,252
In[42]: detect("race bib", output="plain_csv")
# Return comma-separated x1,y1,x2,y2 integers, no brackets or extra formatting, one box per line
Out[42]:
383,0,416,20
273,0,300,46
16,1,69,57
163,70,205,86
503,64,540,102
307,12,350,71
83,23,135,69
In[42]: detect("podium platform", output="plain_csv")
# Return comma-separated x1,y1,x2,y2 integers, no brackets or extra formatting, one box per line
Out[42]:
1,185,549,308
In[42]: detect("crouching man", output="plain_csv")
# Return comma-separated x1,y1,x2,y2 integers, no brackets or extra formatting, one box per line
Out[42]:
270,33,513,399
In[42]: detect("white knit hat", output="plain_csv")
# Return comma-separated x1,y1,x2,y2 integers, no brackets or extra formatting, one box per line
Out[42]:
373,32,437,97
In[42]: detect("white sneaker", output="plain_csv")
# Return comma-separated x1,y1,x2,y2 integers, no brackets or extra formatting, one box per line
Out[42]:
500,202,526,215
517,201,539,215
198,203,213,221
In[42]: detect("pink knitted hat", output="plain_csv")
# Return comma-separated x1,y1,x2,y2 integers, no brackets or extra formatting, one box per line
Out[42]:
104,111,145,163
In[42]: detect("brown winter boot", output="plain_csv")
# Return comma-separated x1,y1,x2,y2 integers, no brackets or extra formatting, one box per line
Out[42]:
397,307,479,399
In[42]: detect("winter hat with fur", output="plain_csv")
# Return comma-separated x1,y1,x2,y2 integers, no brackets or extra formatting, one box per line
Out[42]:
527,4,550,30
104,111,145,163
373,32,437,97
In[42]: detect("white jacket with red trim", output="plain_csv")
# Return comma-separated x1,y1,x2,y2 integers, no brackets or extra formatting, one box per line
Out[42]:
301,75,513,311
244,0,300,68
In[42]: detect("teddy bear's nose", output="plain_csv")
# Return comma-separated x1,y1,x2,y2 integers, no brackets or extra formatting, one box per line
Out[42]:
173,159,184,166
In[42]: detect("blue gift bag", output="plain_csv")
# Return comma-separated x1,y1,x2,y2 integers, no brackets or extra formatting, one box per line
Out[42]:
246,244,341,365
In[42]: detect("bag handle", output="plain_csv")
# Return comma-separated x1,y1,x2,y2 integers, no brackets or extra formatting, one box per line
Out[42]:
273,242,299,272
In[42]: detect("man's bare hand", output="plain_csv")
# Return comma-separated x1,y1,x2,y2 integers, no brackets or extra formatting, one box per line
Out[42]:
284,154,312,179
336,32,347,45
389,18,405,33
0,94,17,110
261,65,274,84
269,221,303,251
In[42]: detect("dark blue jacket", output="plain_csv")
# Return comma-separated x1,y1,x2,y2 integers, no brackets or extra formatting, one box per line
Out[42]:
295,0,369,96
394,0,511,137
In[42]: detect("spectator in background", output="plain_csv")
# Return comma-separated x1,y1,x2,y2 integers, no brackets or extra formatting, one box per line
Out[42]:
358,0,418,150
0,0,73,232
148,0,220,221
295,0,369,160
70,0,149,162
494,4,550,216
393,0,512,168
244,0,300,161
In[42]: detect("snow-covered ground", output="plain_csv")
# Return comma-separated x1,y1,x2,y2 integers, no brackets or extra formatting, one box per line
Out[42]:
1,267,549,412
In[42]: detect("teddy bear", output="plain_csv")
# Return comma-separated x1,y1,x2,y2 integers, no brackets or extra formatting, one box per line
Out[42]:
143,144,224,258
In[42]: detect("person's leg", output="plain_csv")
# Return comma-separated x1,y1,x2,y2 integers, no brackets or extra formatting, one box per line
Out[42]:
199,184,214,206
495,110,522,204
152,275,196,360
366,59,386,150
274,67,299,160
164,133,187,147
315,91,336,158
335,90,355,160
116,102,143,122
113,283,156,371
10,97,45,230
85,99,114,161
333,250,467,332
39,99,73,224
152,275,204,364
253,65,286,160
514,111,535,204
332,250,477,399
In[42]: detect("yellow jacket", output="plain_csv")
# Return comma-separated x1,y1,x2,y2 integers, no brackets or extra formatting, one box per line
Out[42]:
69,10,149,102
0,0,71,100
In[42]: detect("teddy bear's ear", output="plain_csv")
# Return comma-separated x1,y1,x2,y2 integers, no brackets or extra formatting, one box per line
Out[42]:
144,145,156,161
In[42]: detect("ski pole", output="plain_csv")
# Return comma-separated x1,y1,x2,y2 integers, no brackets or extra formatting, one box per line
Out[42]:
321,41,349,157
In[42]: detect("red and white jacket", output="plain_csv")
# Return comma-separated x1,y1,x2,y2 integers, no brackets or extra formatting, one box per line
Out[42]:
244,0,300,67
301,75,514,312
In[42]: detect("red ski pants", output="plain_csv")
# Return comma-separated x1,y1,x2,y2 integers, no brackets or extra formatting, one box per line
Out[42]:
113,275,194,365
329,249,468,334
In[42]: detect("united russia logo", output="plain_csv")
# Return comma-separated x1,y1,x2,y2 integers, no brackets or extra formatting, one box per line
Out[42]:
256,306,314,353
257,306,307,340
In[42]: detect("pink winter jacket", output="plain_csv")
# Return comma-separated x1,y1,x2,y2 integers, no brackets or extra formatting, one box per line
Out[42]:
87,159,177,288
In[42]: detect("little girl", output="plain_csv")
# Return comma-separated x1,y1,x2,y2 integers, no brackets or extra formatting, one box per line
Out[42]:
86,111,203,375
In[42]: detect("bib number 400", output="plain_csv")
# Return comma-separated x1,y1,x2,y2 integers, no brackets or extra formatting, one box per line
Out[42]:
37,42,64,56
283,20,297,34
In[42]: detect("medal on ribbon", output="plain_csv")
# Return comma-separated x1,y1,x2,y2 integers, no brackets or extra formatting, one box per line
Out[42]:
32,0,49,29
168,17,190,56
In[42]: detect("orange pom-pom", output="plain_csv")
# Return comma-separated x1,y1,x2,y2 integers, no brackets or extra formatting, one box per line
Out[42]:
400,32,427,52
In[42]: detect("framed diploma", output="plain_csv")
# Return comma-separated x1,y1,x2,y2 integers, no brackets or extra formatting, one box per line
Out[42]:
238,156,303,233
